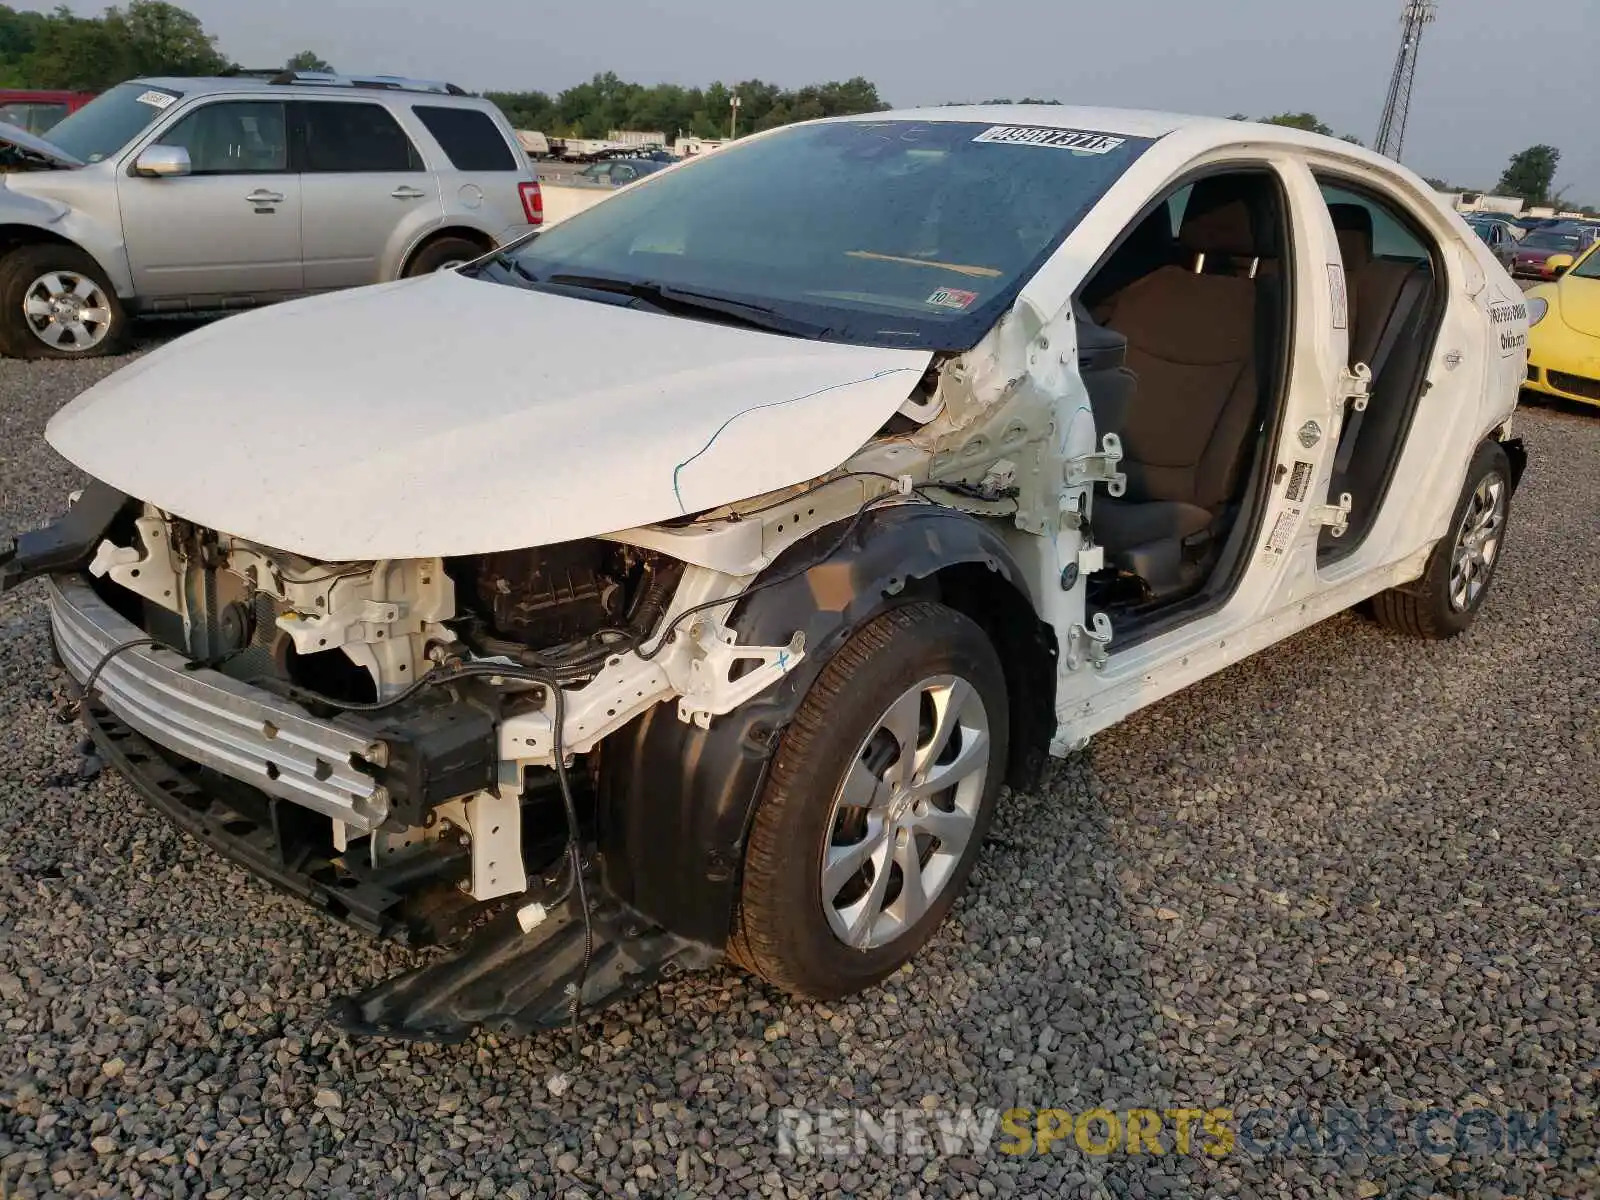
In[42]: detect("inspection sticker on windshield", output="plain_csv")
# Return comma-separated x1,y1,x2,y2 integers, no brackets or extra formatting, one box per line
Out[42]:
927,287,979,310
136,90,177,109
971,126,1126,154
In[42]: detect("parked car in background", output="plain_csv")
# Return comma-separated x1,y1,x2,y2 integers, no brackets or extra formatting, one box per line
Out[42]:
0,70,541,359
573,156,669,186
1465,215,1519,252
1,106,1525,1039
1522,239,1600,409
0,89,97,135
1499,223,1600,277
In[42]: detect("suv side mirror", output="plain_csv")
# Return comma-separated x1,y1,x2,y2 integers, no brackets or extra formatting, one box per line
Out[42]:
134,145,191,178
1545,253,1575,278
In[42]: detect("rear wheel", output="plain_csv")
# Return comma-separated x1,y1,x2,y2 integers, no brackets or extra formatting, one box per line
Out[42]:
0,244,128,359
404,237,488,277
731,602,1010,999
1371,440,1512,639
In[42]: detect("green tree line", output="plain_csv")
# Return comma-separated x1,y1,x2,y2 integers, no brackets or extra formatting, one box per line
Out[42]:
0,1,227,89
486,73,885,140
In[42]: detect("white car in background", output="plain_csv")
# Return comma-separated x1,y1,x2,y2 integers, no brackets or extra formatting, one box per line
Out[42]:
2,106,1526,1039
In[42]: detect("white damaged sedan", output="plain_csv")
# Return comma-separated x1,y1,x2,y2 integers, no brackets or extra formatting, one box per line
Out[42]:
2,106,1527,1039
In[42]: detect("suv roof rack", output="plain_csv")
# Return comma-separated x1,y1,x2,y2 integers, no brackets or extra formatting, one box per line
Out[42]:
266,70,469,96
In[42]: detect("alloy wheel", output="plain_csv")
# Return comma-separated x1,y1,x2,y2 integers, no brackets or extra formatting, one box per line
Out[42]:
819,675,991,950
1449,471,1506,612
21,270,114,353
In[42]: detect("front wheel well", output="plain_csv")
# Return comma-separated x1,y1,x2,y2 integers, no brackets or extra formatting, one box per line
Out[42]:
926,562,1058,791
0,223,91,262
402,227,494,273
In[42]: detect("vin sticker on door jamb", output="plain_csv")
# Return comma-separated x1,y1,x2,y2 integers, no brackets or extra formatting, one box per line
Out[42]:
971,126,1126,154
1265,508,1301,556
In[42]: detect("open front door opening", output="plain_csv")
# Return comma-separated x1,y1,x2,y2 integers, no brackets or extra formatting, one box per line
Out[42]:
1072,168,1295,646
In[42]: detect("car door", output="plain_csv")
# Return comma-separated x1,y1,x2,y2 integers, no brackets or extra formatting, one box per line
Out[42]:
116,98,302,302
294,100,440,290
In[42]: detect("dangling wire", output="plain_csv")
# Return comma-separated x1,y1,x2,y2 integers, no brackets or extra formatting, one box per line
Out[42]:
59,637,157,722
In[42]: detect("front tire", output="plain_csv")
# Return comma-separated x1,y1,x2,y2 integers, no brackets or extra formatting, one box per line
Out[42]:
1371,440,1513,639
731,602,1010,999
0,244,128,359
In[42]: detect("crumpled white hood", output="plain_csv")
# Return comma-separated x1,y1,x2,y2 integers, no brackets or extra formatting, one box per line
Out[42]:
47,272,931,561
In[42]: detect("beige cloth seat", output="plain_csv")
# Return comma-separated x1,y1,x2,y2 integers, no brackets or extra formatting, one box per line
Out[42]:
1088,177,1277,595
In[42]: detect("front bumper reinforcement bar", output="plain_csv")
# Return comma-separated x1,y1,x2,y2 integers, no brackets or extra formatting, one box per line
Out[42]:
49,573,391,831
71,628,721,1042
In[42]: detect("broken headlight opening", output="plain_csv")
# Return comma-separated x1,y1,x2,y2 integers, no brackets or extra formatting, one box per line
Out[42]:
13,475,948,1041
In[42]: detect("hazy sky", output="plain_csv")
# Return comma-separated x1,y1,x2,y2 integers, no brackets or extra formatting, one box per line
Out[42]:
48,0,1600,203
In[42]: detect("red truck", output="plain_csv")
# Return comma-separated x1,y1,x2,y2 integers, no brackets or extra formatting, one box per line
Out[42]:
0,89,96,135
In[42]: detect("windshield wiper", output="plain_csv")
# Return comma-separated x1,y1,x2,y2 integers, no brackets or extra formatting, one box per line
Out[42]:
543,273,827,338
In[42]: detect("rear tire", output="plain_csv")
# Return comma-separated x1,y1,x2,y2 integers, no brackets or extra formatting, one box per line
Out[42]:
730,602,1010,999
0,244,128,360
1370,440,1512,639
404,237,488,277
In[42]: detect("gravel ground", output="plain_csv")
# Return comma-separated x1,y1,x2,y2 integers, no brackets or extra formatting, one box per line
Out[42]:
1,333,1598,1200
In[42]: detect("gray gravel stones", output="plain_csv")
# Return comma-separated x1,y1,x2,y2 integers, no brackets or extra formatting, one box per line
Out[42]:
1,331,1597,1198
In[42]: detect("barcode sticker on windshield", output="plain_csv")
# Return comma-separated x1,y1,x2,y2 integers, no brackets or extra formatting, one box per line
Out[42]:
136,90,177,109
927,287,979,310
971,126,1126,154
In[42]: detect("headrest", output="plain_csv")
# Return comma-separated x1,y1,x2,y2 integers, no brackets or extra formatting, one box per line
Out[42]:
1329,203,1374,270
1179,177,1271,259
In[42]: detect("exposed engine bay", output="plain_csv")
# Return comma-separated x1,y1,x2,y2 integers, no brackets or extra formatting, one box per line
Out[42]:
92,509,692,707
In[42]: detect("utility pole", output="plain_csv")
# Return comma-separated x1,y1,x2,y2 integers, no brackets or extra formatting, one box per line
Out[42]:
1374,0,1438,161
729,93,741,139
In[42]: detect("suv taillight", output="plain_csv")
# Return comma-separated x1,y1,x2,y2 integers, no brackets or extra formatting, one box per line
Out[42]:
518,180,543,227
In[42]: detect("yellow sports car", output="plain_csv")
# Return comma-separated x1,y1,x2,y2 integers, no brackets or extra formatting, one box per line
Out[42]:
1523,240,1600,408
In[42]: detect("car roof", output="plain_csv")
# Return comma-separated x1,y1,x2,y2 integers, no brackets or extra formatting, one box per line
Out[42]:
831,103,1369,145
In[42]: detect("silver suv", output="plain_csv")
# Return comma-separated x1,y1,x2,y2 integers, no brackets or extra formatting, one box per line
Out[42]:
0,71,542,358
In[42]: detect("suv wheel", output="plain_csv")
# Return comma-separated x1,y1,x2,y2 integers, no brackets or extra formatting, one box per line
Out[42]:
0,245,128,359
731,602,1010,999
404,237,488,277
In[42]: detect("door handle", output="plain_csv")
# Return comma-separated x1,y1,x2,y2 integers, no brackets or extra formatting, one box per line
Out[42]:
245,189,284,204
391,186,427,200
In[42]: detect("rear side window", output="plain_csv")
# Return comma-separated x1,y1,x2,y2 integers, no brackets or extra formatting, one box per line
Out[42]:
412,106,516,171
298,102,423,172
1320,183,1431,263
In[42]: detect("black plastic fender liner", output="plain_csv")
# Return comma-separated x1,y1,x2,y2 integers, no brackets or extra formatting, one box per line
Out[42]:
1500,437,1528,494
596,502,1057,948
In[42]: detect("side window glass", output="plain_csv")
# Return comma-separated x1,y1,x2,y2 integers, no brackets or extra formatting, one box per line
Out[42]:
1165,184,1194,238
1319,183,1430,263
300,102,424,173
0,102,69,134
410,106,517,171
156,101,287,174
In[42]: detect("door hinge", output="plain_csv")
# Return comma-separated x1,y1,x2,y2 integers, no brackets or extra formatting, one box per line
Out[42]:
1064,432,1127,496
1340,363,1373,413
1317,492,1353,538
1064,611,1113,671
